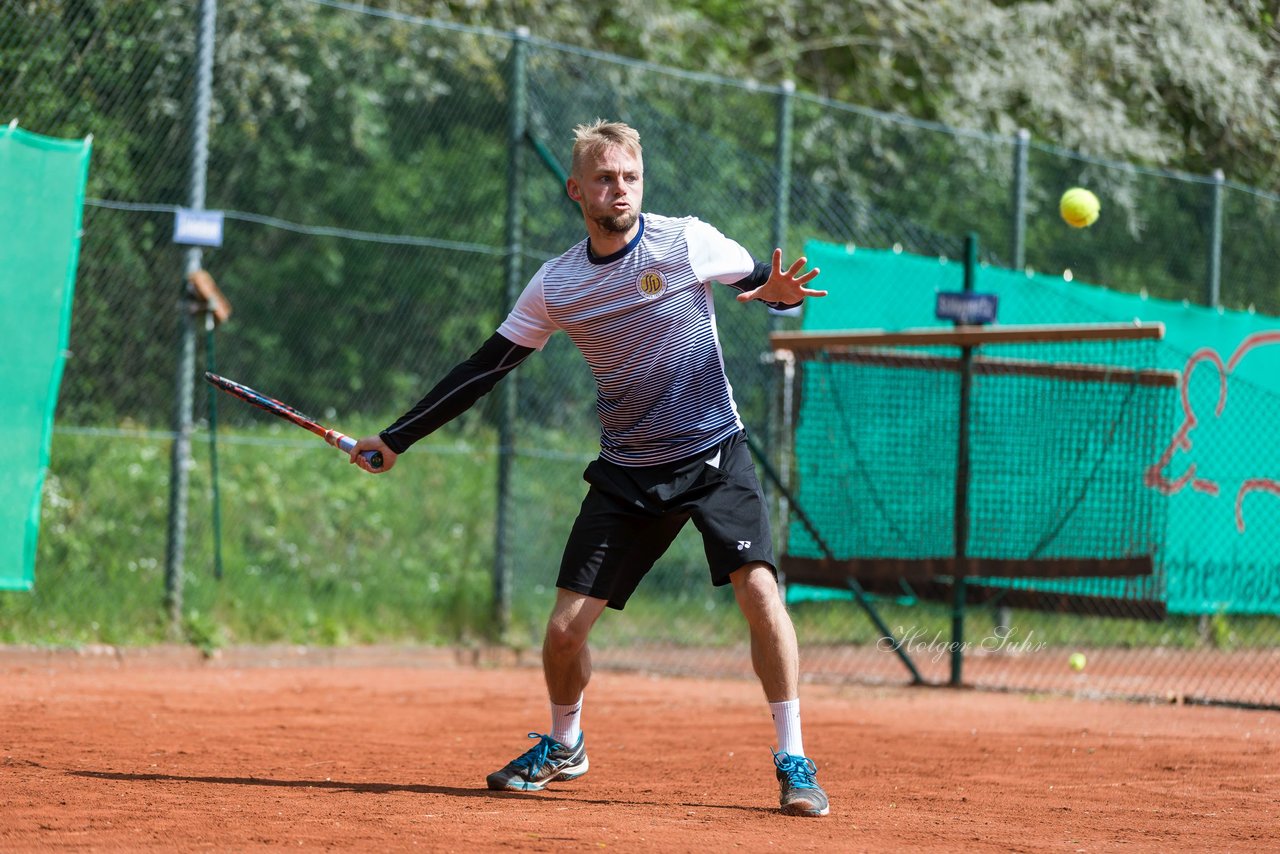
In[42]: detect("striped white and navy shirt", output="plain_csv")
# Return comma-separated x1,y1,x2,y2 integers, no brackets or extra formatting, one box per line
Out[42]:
498,213,763,466
379,214,789,464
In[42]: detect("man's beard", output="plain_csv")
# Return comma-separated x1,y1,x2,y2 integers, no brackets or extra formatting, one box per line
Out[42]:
593,209,638,234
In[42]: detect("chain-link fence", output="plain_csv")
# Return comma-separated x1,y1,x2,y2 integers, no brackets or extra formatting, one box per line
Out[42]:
2,0,1277,707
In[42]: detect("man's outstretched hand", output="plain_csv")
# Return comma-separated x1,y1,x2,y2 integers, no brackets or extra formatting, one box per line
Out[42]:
735,249,826,304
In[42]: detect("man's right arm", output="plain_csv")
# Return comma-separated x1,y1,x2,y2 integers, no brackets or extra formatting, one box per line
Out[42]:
350,265,552,472
376,331,534,454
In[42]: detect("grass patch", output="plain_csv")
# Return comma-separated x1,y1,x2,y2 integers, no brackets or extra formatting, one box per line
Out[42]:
4,424,1278,656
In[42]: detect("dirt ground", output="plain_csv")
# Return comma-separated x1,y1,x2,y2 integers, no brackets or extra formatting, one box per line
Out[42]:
2,645,1277,852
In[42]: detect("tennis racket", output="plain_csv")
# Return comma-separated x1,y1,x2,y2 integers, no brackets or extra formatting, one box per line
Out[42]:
204,372,383,470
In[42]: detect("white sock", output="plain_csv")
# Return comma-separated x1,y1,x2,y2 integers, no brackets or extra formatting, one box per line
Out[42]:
550,695,583,747
769,698,805,758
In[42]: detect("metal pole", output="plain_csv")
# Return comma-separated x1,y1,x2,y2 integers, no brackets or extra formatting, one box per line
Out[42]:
1001,131,1024,635
164,0,216,636
763,79,795,522
772,80,795,265
1206,168,1224,308
777,351,795,532
494,27,528,639
205,313,224,581
1011,128,1029,270
951,233,978,686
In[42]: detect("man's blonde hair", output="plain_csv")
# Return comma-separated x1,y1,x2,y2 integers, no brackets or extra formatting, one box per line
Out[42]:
570,119,642,176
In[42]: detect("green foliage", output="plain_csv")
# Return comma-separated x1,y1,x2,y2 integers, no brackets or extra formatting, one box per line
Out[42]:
1205,609,1235,651
0,426,505,646
8,0,1280,432
8,426,1278,655
182,608,227,657
4,2,1278,714
5,436,172,645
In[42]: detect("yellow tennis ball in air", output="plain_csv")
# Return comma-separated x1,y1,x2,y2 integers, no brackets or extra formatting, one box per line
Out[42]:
1068,652,1087,672
1060,187,1100,228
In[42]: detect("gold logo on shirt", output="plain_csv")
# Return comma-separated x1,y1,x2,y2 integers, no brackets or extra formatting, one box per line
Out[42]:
636,270,666,300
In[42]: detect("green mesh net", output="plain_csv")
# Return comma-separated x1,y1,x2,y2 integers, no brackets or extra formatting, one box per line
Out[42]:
0,125,92,590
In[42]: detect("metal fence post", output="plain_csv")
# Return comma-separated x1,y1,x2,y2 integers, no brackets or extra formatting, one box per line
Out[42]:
1011,128,1029,270
163,0,216,637
951,232,979,686
765,79,795,509
999,130,1025,638
1206,168,1224,308
772,80,794,263
494,27,528,639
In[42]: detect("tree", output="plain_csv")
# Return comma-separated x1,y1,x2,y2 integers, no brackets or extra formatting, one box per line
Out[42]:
414,0,1280,191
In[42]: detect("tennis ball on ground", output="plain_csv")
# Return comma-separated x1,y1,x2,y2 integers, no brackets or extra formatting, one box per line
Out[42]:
1060,187,1100,228
1068,652,1087,672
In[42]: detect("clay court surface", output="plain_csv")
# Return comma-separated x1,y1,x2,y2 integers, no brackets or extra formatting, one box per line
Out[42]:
3,646,1277,852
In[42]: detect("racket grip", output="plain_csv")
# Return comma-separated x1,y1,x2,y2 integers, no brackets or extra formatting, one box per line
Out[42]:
334,434,384,470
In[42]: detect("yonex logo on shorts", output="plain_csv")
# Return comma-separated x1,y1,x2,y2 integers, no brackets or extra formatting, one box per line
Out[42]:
737,540,751,550
636,270,666,300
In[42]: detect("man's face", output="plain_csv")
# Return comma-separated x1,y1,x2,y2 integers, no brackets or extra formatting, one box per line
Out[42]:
567,145,643,234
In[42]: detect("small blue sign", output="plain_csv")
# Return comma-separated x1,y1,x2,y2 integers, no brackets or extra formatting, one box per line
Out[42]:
173,208,224,247
935,291,998,324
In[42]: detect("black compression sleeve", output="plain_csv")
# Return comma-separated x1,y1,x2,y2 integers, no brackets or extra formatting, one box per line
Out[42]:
726,260,802,311
379,332,534,454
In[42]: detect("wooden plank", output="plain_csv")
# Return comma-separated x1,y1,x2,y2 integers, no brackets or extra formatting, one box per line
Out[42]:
865,578,1169,621
187,269,232,325
780,554,1154,584
770,322,1166,353
781,560,1167,621
811,348,1180,388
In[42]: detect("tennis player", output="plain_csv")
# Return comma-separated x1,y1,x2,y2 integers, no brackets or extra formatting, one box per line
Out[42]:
351,120,829,817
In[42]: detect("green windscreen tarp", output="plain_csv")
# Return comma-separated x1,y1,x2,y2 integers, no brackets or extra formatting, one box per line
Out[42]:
793,240,1280,615
0,125,92,590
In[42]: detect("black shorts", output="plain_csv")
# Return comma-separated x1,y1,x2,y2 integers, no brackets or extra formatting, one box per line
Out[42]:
557,430,776,610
